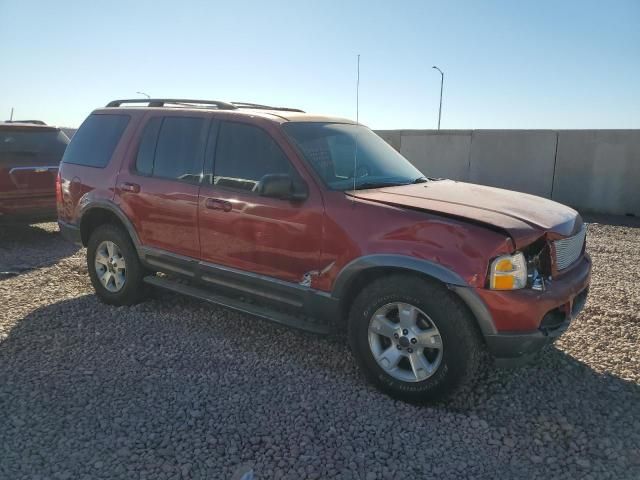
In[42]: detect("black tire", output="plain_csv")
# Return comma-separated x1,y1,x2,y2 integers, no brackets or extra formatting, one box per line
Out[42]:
87,223,146,306
348,274,485,403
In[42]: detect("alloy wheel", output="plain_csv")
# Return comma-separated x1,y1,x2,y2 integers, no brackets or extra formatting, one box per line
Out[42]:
368,302,443,382
94,240,126,293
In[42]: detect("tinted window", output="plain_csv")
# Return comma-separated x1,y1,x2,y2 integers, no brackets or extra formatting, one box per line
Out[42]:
0,128,68,157
214,122,292,192
152,117,207,182
62,114,129,168
135,117,162,176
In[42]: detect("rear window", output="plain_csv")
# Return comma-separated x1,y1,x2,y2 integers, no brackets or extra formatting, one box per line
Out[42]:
62,114,130,168
0,128,68,157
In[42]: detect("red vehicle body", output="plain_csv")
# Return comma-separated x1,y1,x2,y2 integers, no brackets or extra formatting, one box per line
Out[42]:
58,99,590,401
0,122,69,223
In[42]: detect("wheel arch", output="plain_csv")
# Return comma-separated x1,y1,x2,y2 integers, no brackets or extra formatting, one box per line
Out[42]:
332,255,496,336
79,201,141,249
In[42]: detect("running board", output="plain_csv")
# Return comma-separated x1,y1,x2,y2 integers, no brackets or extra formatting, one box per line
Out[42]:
143,275,330,335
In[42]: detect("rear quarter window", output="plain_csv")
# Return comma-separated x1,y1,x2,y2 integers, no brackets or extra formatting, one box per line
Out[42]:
62,114,130,168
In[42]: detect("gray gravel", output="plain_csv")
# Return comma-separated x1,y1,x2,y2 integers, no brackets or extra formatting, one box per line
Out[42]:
1,221,639,479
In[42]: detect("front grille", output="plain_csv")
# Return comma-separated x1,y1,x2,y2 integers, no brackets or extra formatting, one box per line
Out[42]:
554,226,586,270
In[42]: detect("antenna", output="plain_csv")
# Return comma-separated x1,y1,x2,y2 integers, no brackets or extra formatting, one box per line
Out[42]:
353,54,360,194
9,107,14,121
356,54,360,123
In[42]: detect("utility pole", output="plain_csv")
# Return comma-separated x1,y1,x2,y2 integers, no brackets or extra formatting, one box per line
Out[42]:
432,66,444,129
136,91,150,99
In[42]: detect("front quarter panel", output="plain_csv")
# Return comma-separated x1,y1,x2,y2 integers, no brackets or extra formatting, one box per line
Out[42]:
313,193,515,293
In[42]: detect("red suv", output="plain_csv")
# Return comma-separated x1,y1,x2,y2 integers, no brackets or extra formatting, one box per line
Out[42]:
1,121,69,223
58,99,591,402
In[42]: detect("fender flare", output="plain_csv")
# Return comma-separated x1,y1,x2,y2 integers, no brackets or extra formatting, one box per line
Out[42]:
331,254,497,335
79,200,142,249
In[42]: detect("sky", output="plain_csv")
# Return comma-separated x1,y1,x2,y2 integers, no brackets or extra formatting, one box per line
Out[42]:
1,0,638,129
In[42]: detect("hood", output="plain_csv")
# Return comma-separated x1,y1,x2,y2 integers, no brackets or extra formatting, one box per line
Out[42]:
349,180,583,249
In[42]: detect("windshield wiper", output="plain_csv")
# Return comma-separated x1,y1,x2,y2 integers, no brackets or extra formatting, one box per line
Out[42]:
353,180,413,190
412,176,428,183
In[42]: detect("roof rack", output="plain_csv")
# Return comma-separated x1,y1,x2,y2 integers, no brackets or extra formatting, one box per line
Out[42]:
106,99,238,110
231,102,305,113
5,120,47,125
105,99,305,114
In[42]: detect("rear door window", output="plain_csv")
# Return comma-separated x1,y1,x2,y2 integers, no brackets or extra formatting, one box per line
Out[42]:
62,114,130,168
135,117,162,176
135,116,207,183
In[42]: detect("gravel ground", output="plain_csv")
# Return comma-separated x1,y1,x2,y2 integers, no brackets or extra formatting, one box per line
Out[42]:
1,221,639,479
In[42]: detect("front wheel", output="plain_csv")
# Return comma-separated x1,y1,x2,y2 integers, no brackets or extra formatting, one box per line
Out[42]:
87,224,146,306
348,274,485,403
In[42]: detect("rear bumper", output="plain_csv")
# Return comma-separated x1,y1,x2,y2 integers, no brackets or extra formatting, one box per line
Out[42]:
58,220,82,245
0,195,57,223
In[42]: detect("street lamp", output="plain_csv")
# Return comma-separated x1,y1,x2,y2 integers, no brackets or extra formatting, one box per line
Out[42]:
136,91,151,99
432,66,444,130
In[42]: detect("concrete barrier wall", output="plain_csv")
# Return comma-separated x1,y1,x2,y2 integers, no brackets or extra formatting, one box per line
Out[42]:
468,131,557,198
552,131,640,216
374,129,640,216
400,130,472,181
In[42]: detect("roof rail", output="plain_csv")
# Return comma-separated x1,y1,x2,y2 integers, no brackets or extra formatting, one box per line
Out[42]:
231,102,305,113
105,99,238,110
5,120,47,125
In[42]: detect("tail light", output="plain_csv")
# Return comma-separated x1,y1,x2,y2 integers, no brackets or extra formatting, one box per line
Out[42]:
55,170,63,207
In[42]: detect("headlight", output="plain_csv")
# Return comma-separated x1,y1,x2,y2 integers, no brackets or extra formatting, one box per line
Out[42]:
489,252,527,290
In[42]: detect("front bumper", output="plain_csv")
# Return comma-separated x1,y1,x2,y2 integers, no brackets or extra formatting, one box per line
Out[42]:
484,286,588,365
476,254,592,363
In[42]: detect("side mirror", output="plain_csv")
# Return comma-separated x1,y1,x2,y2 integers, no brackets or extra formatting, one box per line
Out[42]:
258,174,308,201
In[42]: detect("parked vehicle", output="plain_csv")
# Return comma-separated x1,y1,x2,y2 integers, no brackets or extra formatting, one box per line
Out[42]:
57,99,591,402
0,121,69,223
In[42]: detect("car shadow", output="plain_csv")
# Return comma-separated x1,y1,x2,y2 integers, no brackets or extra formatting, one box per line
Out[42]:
0,222,79,279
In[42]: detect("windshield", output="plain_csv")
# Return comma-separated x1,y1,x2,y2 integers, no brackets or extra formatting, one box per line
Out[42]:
283,122,424,190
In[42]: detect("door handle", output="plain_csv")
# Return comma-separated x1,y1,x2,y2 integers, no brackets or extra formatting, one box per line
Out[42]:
205,198,232,212
120,182,140,193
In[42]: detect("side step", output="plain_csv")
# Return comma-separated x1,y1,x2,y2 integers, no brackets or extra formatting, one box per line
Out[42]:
143,275,330,335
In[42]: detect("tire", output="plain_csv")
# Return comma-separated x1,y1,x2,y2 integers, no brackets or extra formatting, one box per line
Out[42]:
348,274,485,403
87,223,146,306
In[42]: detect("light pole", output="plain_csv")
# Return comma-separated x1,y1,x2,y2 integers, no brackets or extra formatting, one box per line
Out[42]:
432,66,444,130
136,91,150,99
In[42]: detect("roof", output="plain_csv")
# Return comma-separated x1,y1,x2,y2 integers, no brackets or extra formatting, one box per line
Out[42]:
0,121,59,131
98,99,356,125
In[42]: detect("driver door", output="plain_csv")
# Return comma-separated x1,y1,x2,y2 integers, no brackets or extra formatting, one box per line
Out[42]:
198,119,325,285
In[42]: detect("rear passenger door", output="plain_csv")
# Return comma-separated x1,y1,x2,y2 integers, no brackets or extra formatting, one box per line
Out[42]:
115,114,209,261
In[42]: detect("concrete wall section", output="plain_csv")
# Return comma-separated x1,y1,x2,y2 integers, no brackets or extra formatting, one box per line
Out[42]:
399,130,472,181
469,130,557,198
374,128,639,216
375,130,401,152
552,130,640,216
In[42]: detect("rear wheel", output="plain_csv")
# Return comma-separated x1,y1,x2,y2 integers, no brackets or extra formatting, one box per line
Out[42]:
87,224,146,305
348,274,484,402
